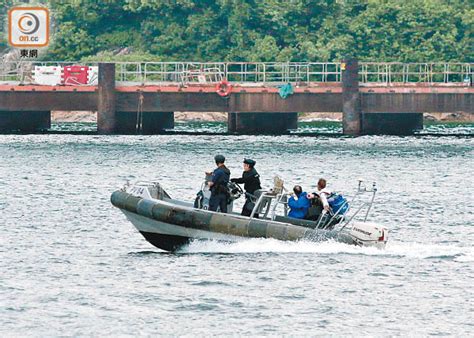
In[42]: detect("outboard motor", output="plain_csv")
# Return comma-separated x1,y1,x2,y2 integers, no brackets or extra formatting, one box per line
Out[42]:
347,222,388,248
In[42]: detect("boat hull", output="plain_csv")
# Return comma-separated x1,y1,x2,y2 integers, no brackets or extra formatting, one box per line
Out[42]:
122,210,244,251
112,190,387,251
140,231,191,252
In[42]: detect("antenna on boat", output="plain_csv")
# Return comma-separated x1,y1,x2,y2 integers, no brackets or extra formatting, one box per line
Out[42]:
364,182,378,221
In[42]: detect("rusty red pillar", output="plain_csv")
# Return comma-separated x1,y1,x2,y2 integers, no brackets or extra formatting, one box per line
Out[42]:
97,63,116,134
342,58,361,135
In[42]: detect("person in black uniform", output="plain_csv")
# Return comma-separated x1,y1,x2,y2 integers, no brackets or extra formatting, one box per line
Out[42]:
231,158,261,217
207,154,231,213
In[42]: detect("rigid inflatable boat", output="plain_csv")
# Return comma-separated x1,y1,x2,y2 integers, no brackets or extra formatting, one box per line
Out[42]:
111,177,388,252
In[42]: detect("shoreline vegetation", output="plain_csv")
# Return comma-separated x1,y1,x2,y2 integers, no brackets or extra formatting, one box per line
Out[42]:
51,111,473,123
1,1,470,63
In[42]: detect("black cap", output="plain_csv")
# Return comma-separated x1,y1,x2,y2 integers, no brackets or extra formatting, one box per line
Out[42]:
243,158,256,166
214,154,225,163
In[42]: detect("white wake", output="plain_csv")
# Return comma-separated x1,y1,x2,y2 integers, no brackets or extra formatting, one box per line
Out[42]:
180,238,473,262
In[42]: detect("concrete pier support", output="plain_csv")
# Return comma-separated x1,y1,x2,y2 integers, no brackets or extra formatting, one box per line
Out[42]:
342,58,361,135
114,112,175,134
141,112,174,134
115,112,136,134
0,111,50,132
97,63,116,134
342,58,424,135
228,112,298,134
361,113,423,135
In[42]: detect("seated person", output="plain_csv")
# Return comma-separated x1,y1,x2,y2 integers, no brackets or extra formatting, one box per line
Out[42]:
288,185,311,219
306,178,332,222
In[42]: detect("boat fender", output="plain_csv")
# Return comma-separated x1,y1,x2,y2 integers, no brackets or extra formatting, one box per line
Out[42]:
216,79,232,97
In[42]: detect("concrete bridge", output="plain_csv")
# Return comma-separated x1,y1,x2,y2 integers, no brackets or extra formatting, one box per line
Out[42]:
0,59,472,135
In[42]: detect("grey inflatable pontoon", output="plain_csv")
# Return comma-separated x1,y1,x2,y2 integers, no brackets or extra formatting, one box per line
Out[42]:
111,179,388,252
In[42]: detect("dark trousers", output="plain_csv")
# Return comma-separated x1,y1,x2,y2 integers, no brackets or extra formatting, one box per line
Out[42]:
209,193,228,213
241,198,258,218
306,204,323,221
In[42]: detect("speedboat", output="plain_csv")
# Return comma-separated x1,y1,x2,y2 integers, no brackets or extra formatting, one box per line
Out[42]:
111,177,388,252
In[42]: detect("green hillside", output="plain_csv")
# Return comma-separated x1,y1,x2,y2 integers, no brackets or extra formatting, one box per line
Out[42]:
1,0,472,62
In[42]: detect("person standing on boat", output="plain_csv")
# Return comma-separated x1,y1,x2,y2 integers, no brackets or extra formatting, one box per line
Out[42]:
230,158,261,217
207,154,231,213
288,185,311,219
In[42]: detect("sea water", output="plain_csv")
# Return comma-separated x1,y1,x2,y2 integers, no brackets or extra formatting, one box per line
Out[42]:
0,122,473,335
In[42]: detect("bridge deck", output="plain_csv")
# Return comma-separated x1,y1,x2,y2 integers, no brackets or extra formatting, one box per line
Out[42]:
0,81,472,115
0,83,471,94
1,61,472,134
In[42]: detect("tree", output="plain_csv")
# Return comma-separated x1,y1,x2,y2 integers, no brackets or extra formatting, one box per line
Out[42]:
1,0,471,62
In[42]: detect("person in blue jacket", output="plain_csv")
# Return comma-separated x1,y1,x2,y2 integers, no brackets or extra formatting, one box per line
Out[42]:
288,185,311,219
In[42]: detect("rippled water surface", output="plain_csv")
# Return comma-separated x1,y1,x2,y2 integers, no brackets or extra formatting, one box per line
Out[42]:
49,120,474,135
1,124,473,335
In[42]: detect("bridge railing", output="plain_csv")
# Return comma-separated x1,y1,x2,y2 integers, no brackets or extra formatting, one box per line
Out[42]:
143,62,183,84
148,62,343,85
143,62,228,85
0,60,472,86
116,62,142,83
360,62,472,84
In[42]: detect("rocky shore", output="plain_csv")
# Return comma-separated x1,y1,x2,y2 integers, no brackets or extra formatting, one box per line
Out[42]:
51,111,473,123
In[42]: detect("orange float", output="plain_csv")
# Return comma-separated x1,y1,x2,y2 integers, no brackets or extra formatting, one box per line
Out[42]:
215,79,232,97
